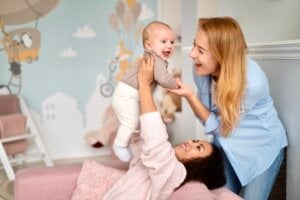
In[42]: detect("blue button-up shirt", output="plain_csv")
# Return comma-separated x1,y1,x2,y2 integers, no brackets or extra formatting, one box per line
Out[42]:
193,58,288,186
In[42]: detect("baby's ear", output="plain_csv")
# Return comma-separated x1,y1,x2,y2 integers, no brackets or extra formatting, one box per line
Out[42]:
144,40,151,50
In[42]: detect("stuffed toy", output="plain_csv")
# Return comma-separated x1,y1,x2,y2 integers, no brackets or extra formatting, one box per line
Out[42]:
85,104,120,148
159,72,182,124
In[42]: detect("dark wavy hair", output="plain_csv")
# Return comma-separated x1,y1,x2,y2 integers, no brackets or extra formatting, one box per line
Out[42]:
180,144,226,190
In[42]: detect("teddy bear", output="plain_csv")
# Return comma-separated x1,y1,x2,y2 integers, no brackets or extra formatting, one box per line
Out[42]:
159,72,182,124
84,104,120,148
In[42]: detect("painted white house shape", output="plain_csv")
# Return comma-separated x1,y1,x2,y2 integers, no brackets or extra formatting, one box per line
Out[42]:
42,92,83,128
85,72,111,131
41,92,87,159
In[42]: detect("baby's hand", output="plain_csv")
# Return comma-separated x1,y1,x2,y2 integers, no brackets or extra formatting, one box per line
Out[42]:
175,77,181,89
168,78,194,98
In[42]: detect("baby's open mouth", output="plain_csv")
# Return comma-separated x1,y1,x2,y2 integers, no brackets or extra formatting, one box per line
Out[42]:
162,51,171,57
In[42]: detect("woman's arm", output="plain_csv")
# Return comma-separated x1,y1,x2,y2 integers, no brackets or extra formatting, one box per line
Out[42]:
137,56,186,199
169,79,210,122
138,55,157,114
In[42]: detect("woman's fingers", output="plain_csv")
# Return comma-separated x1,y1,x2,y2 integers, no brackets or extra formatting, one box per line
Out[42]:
168,80,193,97
138,55,154,84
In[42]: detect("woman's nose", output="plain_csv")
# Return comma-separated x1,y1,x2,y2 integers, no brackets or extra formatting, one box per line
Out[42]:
189,48,196,58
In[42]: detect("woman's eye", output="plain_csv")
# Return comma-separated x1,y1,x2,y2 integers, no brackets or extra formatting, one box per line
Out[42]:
197,144,204,152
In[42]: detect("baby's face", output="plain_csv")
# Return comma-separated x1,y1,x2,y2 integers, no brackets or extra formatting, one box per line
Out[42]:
147,27,175,60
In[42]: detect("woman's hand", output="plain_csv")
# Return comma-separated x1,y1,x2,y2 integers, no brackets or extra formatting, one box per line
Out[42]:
138,55,154,86
168,78,194,98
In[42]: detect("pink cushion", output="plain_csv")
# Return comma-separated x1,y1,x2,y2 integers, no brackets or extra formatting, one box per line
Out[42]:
14,160,129,200
0,113,27,155
72,160,125,199
15,164,82,200
0,95,20,115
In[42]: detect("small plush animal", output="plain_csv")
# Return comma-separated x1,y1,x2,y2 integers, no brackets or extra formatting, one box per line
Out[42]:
84,104,120,148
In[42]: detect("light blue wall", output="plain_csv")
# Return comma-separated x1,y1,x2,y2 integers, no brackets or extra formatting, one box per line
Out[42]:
0,0,157,159
0,0,156,113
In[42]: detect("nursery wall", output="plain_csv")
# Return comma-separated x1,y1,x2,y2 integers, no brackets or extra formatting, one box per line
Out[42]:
219,0,300,43
0,0,157,160
248,42,300,200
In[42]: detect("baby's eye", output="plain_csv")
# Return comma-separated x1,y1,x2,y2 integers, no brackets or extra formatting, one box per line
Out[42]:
162,40,166,44
171,41,175,44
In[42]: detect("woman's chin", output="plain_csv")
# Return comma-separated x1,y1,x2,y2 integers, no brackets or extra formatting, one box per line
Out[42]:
195,67,205,75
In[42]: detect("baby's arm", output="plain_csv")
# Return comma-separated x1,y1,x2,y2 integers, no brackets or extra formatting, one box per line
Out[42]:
153,58,177,89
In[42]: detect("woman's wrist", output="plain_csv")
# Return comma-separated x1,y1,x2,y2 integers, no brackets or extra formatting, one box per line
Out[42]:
139,82,151,91
139,83,156,114
185,90,197,100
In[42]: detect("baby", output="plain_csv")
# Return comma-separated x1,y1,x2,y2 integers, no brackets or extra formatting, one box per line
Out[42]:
112,21,177,162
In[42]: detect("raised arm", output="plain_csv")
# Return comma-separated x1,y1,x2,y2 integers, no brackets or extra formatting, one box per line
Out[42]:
169,79,210,122
138,55,157,114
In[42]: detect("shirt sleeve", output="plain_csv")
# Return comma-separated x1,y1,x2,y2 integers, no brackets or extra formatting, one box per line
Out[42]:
204,112,220,134
153,57,177,89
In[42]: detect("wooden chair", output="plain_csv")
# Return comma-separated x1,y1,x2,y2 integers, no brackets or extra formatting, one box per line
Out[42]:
0,94,53,180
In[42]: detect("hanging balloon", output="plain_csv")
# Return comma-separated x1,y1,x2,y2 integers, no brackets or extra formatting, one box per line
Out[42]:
115,0,125,19
126,0,136,11
131,2,141,22
108,13,119,32
123,11,133,34
134,22,144,43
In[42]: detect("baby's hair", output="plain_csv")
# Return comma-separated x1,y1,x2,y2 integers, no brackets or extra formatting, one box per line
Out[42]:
142,21,172,48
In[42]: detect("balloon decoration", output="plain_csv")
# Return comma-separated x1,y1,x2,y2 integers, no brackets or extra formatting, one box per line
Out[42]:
103,0,145,96
108,0,142,41
134,22,144,43
108,13,119,32
115,0,125,19
123,11,133,34
126,0,136,11
131,2,141,22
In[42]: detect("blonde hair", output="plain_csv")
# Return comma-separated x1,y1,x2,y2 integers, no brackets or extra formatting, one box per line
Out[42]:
142,21,172,48
198,17,247,137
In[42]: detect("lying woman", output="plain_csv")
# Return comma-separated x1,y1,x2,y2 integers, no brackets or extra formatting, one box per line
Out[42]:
72,56,237,200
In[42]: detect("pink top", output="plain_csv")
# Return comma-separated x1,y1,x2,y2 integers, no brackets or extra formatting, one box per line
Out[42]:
72,112,243,199
103,111,186,200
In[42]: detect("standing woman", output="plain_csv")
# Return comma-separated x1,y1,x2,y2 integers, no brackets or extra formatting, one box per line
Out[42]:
169,17,288,200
